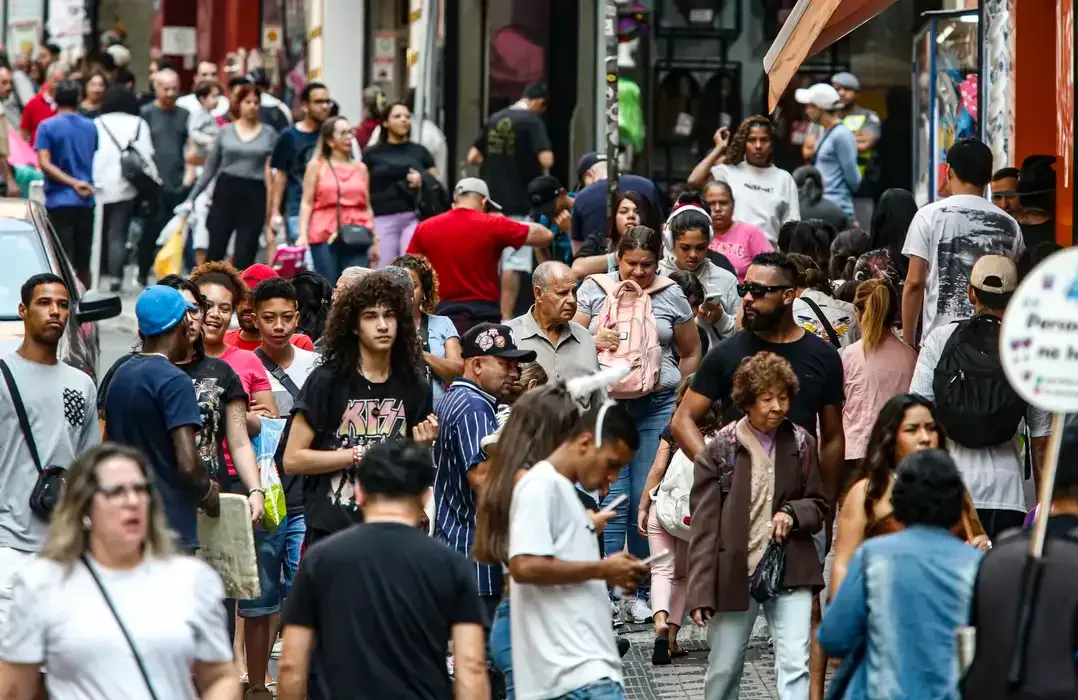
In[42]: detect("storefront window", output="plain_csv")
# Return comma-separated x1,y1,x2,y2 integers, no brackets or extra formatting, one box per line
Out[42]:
261,0,309,108
486,0,549,115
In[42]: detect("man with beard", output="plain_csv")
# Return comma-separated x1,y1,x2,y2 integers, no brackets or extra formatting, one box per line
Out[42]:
507,261,598,384
670,251,845,700
0,274,99,632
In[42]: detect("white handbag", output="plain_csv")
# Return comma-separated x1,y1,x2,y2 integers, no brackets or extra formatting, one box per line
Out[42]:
653,446,696,541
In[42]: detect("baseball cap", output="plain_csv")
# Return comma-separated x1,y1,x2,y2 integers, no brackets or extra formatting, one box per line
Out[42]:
795,83,843,111
453,177,501,211
969,255,1018,294
528,175,564,221
831,72,860,91
242,263,279,288
461,323,537,361
576,152,608,187
136,285,197,337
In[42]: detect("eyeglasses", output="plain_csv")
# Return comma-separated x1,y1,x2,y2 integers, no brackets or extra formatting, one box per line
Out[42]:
187,306,205,320
333,130,353,139
737,282,792,298
97,481,151,501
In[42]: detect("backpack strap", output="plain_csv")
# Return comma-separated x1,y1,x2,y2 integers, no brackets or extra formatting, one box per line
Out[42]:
644,275,676,295
801,296,841,347
253,348,301,399
588,273,616,295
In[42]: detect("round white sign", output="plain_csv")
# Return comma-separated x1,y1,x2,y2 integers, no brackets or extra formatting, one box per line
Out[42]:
1000,247,1078,413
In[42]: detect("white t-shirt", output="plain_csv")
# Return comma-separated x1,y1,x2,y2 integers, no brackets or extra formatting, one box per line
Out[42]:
901,194,1023,340
93,113,157,204
793,289,859,348
176,93,230,121
508,461,621,700
710,162,801,243
266,347,318,415
910,323,1048,511
0,555,233,699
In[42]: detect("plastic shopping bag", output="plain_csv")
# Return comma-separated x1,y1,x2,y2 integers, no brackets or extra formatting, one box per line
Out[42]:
152,214,188,280
749,541,787,603
252,417,288,533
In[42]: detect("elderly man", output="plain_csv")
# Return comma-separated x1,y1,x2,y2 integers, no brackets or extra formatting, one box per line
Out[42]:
20,62,67,146
508,261,598,384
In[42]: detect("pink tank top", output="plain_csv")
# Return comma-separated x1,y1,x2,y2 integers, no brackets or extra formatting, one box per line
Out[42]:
309,161,375,245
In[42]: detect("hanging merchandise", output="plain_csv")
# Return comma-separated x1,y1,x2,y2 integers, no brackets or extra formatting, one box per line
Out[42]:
619,78,645,153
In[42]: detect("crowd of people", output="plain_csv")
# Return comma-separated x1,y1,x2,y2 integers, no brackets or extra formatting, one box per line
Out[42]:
0,63,1073,700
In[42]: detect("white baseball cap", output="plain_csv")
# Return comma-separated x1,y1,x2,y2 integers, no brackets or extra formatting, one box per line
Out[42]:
795,83,843,111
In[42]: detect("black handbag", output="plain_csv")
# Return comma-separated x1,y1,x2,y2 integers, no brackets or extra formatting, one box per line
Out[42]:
327,162,373,250
0,360,65,520
749,540,787,603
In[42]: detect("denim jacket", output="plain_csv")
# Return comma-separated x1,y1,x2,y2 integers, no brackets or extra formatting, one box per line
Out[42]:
818,525,982,699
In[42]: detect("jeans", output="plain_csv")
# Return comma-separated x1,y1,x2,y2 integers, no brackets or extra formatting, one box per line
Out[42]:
601,390,676,569
286,215,301,245
489,597,514,700
373,211,419,267
238,514,306,617
309,242,369,285
704,588,812,700
553,679,627,700
100,198,137,281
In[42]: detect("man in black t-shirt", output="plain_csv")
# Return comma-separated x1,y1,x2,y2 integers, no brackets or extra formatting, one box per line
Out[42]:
279,441,489,700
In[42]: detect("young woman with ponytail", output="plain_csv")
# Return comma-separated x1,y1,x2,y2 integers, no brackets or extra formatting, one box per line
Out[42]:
788,250,858,348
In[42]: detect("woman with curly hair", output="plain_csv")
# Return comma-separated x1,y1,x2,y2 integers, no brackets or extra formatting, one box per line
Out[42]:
392,253,463,409
687,116,800,242
687,351,826,700
282,269,438,545
831,393,987,596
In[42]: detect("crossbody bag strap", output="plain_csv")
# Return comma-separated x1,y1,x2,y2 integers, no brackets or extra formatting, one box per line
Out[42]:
81,554,161,700
327,161,343,233
800,296,841,348
253,347,301,398
0,360,42,473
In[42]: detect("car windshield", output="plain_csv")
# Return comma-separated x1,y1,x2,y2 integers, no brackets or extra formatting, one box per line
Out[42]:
0,220,50,320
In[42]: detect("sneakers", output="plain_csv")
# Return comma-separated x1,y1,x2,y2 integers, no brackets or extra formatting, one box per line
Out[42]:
610,600,624,627
622,597,653,624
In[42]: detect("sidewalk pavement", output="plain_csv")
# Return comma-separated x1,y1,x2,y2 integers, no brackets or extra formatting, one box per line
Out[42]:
621,616,778,700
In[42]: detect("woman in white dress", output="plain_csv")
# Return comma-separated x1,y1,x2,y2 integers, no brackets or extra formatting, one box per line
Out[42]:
0,443,239,700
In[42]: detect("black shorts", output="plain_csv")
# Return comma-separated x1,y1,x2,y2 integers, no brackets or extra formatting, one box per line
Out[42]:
48,205,94,274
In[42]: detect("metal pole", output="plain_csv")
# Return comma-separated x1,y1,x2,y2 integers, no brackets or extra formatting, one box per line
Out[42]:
604,0,619,226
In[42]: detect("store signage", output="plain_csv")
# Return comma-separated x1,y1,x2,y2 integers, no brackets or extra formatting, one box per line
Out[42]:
373,31,396,83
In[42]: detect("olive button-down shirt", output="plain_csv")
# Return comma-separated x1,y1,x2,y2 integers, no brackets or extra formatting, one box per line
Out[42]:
507,307,599,383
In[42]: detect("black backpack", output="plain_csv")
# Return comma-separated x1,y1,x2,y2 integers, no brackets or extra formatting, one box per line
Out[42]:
932,314,1026,448
100,119,160,200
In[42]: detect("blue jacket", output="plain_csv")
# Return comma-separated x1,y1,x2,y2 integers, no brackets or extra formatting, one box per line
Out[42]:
819,525,982,699
814,122,861,218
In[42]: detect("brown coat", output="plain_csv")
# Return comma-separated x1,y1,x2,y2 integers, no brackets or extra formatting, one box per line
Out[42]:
686,418,827,613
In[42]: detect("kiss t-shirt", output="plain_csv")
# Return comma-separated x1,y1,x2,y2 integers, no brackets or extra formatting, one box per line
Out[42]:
291,365,433,534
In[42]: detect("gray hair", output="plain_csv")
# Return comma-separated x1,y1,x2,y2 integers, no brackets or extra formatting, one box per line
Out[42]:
337,266,371,289
47,62,69,81
532,261,572,293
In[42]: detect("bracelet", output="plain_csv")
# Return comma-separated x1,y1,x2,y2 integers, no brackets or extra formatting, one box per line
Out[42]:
248,487,265,497
352,445,362,467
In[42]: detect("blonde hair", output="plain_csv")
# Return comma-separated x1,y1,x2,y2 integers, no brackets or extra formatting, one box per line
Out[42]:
853,279,898,352
42,444,176,566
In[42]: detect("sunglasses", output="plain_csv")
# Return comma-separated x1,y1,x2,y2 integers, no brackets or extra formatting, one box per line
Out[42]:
97,481,152,501
737,282,792,298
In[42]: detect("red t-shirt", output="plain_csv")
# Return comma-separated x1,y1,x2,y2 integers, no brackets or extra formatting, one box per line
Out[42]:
21,93,56,146
406,208,529,303
224,329,315,352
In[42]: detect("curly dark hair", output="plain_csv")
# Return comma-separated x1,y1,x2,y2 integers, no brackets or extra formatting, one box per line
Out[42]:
859,393,948,523
320,270,423,380
392,254,439,314
892,449,965,529
724,115,774,167
731,351,799,410
190,261,248,305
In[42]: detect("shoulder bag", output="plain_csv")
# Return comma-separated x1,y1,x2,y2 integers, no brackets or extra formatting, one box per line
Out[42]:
0,360,66,519
81,554,160,700
253,347,301,398
327,162,373,251
800,296,841,348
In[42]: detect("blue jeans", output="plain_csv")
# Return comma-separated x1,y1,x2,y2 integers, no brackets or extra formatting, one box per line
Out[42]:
286,215,300,245
489,598,514,699
309,243,369,285
553,679,627,700
600,390,676,578
238,514,306,617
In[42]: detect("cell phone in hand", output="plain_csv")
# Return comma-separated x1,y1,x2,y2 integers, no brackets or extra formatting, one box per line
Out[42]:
601,494,628,512
641,549,674,566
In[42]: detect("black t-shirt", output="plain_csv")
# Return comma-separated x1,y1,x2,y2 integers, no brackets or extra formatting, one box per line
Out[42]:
100,353,248,485
474,107,552,216
570,174,665,257
690,330,845,436
364,141,435,216
270,125,320,217
292,365,433,534
283,522,484,700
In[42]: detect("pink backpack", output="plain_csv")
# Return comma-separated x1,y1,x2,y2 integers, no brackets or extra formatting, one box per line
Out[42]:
590,274,675,399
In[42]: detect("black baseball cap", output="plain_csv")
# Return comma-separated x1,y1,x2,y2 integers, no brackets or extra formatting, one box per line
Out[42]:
576,152,607,188
461,323,537,361
528,175,563,221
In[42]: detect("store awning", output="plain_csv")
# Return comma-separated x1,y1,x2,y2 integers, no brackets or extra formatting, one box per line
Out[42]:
763,0,898,112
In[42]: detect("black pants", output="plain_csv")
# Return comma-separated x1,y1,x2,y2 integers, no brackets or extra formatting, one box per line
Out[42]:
206,173,267,269
976,508,1026,540
49,205,93,281
140,187,188,282
100,199,137,281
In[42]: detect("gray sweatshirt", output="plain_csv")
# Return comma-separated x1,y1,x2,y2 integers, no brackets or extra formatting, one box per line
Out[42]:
190,122,278,201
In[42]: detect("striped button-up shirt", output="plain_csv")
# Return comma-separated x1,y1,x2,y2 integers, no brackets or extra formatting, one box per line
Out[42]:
434,378,502,596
